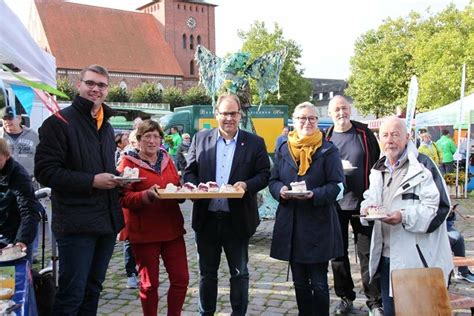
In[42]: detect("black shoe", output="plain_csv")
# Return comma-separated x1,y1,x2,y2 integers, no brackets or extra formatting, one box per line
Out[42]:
334,297,353,314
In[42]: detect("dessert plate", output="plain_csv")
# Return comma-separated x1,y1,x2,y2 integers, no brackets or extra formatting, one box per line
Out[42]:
113,176,145,183
363,214,387,221
343,166,357,175
0,251,26,262
284,190,312,197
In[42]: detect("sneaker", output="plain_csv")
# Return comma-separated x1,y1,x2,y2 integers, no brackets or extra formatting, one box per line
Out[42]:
369,306,384,316
460,272,474,283
126,273,139,289
334,297,353,314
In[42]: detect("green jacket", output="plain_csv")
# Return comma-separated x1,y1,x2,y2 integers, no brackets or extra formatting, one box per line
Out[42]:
168,133,182,156
436,135,457,163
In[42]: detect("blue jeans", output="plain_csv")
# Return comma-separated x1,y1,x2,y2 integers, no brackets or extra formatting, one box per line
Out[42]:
53,233,116,315
291,261,329,316
448,226,470,275
123,239,137,277
195,212,249,316
379,256,394,316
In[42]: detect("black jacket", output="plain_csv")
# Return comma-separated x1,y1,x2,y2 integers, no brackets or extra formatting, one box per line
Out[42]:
34,96,124,236
325,120,380,201
0,157,41,245
269,139,345,263
184,128,270,238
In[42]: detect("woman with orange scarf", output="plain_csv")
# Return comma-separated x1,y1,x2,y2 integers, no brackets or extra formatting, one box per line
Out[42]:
269,102,345,316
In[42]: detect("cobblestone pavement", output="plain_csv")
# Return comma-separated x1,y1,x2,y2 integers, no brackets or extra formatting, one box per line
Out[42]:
37,198,474,315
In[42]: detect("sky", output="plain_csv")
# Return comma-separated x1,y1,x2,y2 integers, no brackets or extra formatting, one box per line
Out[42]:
5,0,471,79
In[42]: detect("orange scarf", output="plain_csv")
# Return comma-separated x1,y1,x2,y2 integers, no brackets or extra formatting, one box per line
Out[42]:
94,105,104,130
287,130,322,176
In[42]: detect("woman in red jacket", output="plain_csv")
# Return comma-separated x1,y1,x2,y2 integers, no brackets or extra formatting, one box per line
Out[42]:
118,119,188,316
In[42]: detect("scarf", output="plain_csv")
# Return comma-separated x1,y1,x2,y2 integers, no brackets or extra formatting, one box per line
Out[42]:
287,129,322,176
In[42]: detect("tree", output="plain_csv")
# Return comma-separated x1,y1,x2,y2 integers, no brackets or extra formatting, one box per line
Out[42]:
130,82,163,103
107,85,130,102
347,4,473,116
56,77,76,101
184,86,212,105
238,21,312,114
163,86,185,110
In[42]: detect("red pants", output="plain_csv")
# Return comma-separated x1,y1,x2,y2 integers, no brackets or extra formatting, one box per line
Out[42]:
132,236,189,316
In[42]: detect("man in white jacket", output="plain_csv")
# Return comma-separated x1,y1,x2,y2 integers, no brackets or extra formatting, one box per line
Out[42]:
361,117,453,316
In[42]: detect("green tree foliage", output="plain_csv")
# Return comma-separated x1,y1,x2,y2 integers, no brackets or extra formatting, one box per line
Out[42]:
163,86,185,110
184,86,212,105
130,82,163,103
238,21,312,113
347,4,473,116
107,85,130,102
56,77,76,101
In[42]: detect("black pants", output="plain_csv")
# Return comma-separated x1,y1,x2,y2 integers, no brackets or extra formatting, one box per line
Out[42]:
291,261,330,316
330,209,382,308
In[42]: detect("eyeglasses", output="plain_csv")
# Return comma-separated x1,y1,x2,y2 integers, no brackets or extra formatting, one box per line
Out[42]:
217,111,241,118
141,134,161,141
81,80,109,91
294,116,318,124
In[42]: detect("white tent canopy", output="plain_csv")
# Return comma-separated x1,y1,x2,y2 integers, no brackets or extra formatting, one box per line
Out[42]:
0,0,56,87
416,93,474,127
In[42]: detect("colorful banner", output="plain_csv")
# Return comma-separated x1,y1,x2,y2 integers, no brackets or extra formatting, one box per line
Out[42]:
1,64,69,100
10,84,34,116
405,75,418,132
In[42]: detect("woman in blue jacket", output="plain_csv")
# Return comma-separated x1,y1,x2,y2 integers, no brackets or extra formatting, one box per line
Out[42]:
269,102,345,316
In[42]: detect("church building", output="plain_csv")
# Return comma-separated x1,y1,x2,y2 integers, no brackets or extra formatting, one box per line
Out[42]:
29,0,216,91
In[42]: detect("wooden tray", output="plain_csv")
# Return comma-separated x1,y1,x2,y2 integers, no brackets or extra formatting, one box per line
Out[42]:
156,188,245,199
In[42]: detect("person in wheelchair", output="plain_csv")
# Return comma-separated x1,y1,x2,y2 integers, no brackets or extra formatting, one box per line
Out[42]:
0,138,41,262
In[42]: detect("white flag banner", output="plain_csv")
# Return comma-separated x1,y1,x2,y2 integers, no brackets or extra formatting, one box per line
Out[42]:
406,75,418,132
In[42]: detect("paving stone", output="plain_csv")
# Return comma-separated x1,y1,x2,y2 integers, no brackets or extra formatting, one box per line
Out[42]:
36,199,474,315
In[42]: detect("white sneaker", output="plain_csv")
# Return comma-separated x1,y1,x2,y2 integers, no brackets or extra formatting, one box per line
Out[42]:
126,273,139,289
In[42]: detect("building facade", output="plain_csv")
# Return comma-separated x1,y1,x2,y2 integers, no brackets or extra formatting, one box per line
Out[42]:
30,0,216,91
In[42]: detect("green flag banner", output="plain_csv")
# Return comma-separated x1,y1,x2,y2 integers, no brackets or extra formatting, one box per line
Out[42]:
1,64,69,100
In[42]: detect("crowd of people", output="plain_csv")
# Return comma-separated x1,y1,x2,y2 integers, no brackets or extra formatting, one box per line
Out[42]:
1,64,472,316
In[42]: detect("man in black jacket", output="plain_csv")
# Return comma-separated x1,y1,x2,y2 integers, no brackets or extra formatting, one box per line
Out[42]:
326,96,383,315
184,94,270,315
35,65,123,315
0,138,40,262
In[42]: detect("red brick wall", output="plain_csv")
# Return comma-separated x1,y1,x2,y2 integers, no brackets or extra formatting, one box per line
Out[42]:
143,0,216,80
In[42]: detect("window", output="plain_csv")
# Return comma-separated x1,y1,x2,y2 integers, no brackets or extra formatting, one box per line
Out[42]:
197,35,201,45
182,34,187,49
201,7,204,12
177,4,180,9
329,91,334,98
190,60,195,75
156,82,164,93
119,80,128,91
319,93,323,100
190,35,194,49
184,5,186,10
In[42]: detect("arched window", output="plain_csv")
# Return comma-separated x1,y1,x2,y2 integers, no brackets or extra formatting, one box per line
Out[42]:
197,35,201,45
119,80,128,91
182,34,187,49
190,60,195,75
190,35,194,50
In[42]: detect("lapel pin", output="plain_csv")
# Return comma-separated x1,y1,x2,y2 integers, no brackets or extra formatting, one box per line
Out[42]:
241,142,244,146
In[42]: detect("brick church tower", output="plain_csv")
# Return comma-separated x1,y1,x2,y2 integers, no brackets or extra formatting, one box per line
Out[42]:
138,0,216,89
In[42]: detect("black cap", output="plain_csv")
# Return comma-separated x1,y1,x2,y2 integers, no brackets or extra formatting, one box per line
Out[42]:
1,106,15,119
